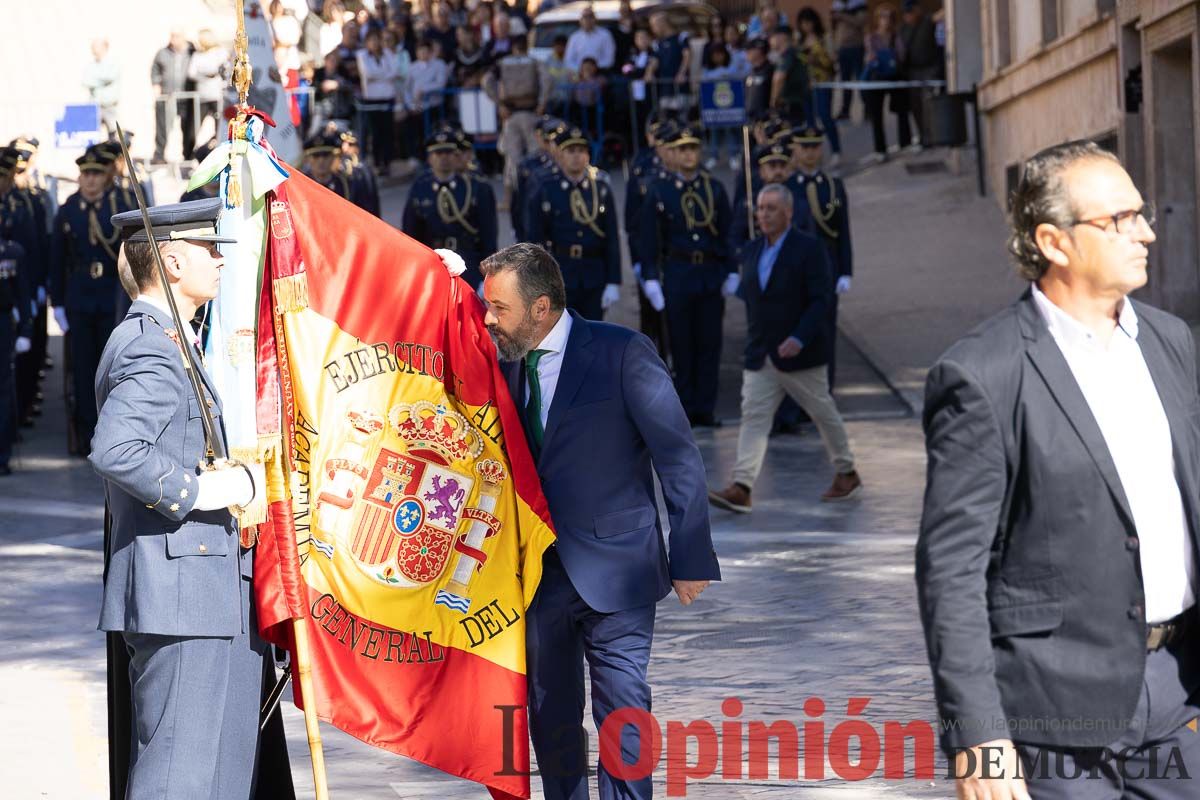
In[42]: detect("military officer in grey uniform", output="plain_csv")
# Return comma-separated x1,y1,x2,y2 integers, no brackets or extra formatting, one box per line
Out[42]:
526,126,620,319
93,197,268,800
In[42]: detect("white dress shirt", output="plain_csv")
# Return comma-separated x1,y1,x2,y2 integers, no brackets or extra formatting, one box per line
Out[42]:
565,27,617,71
526,311,573,431
1033,285,1196,623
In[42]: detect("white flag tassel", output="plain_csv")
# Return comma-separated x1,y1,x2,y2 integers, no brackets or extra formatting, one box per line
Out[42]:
192,113,289,529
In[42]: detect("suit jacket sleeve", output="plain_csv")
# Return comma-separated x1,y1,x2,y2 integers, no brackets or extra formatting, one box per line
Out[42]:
788,237,832,346
916,358,1010,752
621,333,721,581
89,332,198,523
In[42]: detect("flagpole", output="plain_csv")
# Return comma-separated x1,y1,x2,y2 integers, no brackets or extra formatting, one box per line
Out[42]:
231,0,329,796
292,620,329,800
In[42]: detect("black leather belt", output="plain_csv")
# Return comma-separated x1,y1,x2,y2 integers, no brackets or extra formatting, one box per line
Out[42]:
1147,609,1192,651
554,243,604,261
668,248,708,265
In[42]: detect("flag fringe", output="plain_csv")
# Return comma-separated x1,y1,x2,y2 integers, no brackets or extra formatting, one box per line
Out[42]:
273,273,309,313
232,444,269,528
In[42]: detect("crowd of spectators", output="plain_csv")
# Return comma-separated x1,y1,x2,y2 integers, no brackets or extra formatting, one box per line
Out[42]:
105,0,945,176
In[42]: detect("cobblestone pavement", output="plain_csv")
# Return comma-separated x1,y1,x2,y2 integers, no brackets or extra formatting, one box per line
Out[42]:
0,335,952,799
0,119,972,798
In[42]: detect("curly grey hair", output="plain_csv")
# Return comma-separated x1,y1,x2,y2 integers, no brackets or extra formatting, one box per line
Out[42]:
1007,140,1120,282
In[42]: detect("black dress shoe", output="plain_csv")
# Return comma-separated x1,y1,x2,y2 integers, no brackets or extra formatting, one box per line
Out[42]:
0,464,12,476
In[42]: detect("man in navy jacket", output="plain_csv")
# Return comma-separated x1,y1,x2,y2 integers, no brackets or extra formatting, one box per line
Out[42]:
709,184,861,512
481,243,721,800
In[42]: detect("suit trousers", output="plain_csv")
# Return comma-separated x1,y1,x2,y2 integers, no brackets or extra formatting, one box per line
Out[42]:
527,548,656,800
733,360,855,487
68,308,115,454
663,288,723,418
1015,635,1200,799
123,575,266,800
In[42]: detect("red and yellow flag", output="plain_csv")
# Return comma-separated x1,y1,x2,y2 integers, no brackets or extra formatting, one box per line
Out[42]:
253,170,555,799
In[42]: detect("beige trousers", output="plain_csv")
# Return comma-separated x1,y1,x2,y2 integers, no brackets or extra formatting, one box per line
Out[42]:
732,360,856,488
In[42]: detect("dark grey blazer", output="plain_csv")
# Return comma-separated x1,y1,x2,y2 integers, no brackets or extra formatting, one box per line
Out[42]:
91,299,248,637
916,288,1200,752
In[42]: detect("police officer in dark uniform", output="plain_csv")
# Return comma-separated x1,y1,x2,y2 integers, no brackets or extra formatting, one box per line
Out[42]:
527,126,620,319
0,191,32,475
786,125,851,387
625,116,676,357
0,146,46,428
639,124,734,427
49,146,127,455
511,116,561,242
338,128,381,217
401,128,498,290
302,131,376,213
11,138,55,388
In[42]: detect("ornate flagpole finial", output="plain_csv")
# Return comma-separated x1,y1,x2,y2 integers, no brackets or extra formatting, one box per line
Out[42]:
232,0,252,116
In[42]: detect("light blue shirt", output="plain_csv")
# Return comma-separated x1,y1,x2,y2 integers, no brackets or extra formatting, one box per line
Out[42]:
757,230,788,291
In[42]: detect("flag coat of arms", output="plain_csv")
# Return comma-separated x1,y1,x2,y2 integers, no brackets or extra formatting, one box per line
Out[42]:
254,170,555,799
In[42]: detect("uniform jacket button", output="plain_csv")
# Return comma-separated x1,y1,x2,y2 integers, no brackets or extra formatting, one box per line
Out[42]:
1128,605,1142,620
198,544,208,553
1126,537,1139,551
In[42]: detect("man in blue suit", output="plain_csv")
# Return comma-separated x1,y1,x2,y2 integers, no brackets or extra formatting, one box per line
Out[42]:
93,198,269,799
708,184,861,512
480,243,722,800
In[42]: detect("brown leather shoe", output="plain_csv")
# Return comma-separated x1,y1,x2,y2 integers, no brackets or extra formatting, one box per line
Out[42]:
708,483,752,513
821,470,863,502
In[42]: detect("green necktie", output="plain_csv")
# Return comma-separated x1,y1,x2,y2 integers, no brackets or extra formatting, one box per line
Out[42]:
525,349,549,452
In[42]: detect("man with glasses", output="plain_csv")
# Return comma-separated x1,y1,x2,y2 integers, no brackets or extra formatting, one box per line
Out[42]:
918,141,1200,799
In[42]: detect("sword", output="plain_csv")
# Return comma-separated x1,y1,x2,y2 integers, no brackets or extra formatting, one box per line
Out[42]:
260,664,292,732
113,122,226,466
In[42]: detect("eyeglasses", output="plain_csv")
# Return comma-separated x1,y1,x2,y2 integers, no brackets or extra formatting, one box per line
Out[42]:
1071,203,1155,235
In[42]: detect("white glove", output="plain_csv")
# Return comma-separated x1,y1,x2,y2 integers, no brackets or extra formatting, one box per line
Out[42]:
434,248,466,277
36,286,45,305
632,262,642,282
194,464,255,511
721,273,740,297
53,306,69,334
642,279,665,312
836,276,852,294
15,336,31,354
601,283,620,310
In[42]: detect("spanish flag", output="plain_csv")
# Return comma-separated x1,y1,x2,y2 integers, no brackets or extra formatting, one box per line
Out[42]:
253,169,555,799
